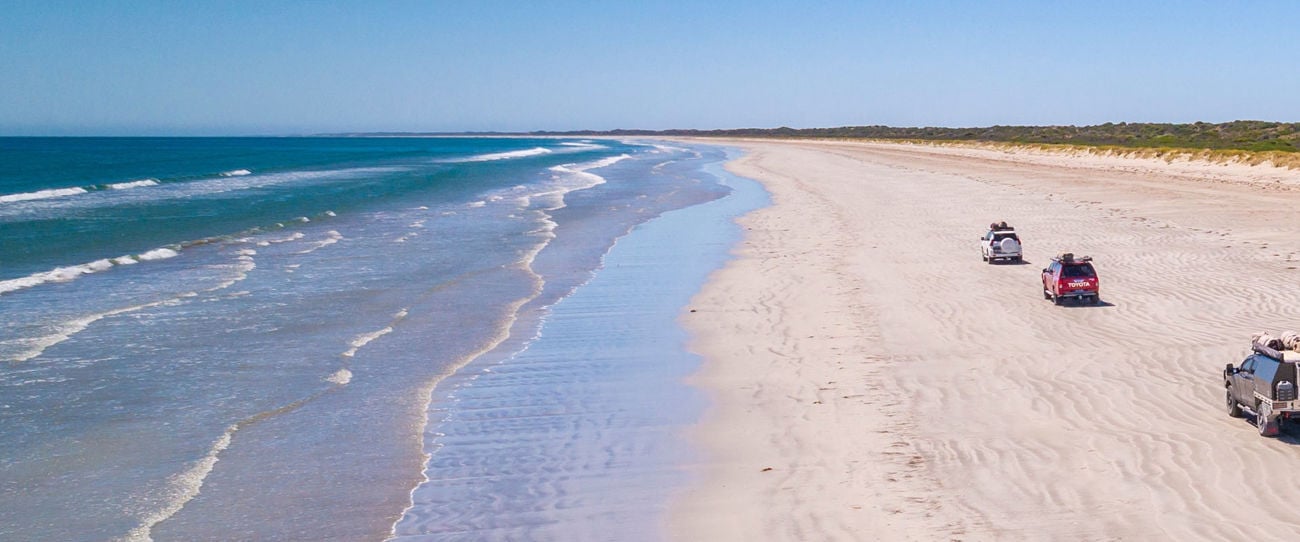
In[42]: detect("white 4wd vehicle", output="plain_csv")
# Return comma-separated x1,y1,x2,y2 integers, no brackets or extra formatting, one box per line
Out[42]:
980,226,1022,264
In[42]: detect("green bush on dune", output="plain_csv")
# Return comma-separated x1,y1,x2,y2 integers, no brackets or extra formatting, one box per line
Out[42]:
537,121,1300,154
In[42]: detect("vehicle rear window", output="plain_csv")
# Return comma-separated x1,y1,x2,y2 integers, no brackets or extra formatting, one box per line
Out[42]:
1255,356,1280,383
1062,264,1095,278
993,233,1019,242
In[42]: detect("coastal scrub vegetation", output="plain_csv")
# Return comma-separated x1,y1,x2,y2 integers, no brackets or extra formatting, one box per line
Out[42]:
523,121,1300,168
537,120,1300,156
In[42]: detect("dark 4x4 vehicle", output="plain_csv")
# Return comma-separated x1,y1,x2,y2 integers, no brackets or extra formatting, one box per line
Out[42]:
1225,341,1299,437
1041,253,1100,305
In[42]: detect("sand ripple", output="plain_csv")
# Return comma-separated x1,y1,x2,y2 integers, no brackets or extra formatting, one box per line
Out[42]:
674,139,1300,541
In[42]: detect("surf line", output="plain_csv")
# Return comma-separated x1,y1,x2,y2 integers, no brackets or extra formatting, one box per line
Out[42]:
390,169,591,536
116,300,409,542
118,387,333,542
329,307,410,386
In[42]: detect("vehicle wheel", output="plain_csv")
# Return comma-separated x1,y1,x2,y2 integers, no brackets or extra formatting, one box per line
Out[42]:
981,253,987,262
1042,288,1051,300
1052,293,1062,305
1226,389,1243,418
1257,403,1279,437
986,256,994,265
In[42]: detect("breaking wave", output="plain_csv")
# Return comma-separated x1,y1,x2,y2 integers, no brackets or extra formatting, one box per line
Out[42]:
443,147,552,163
295,230,343,254
0,248,179,296
107,179,160,190
0,187,89,203
559,141,607,149
120,426,236,542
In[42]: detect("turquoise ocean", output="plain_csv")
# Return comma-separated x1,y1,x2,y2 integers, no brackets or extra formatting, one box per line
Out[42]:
0,137,766,540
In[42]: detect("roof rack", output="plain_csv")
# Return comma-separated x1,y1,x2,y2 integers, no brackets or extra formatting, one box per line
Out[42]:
1053,253,1092,263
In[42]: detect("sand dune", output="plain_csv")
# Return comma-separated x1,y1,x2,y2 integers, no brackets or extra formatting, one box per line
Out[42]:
671,139,1300,540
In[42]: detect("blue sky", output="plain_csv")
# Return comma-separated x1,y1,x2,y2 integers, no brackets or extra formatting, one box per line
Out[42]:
2,0,1297,135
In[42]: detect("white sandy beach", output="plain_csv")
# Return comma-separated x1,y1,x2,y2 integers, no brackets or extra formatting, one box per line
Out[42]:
671,139,1300,540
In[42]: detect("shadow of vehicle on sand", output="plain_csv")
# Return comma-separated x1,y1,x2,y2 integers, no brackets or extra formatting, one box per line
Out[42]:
989,258,1034,266
1049,298,1115,308
1254,415,1300,445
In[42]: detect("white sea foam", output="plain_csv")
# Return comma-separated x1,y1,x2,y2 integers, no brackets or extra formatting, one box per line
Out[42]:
121,426,236,542
584,153,632,170
7,297,169,362
201,248,257,292
326,369,353,385
559,141,607,149
340,327,384,356
0,246,181,296
257,232,306,246
0,187,89,203
325,210,337,217
467,201,486,208
488,153,635,278
295,230,343,254
341,309,408,357
1,262,103,295
546,154,630,192
138,248,180,261
219,169,252,177
107,179,159,190
444,147,552,163
648,143,689,154
8,314,102,363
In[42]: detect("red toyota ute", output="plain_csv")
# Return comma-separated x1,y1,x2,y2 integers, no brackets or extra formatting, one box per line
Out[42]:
1042,253,1100,305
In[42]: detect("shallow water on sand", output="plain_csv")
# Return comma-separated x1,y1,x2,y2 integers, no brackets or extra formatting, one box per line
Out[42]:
391,150,768,540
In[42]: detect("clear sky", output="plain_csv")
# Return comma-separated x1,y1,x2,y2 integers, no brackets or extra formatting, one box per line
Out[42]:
2,0,1297,135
